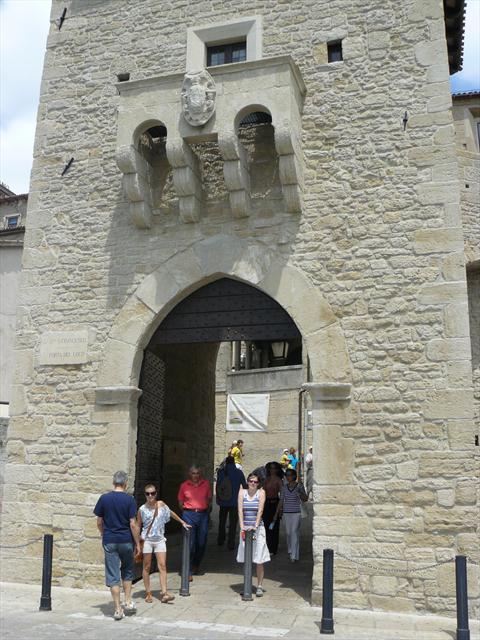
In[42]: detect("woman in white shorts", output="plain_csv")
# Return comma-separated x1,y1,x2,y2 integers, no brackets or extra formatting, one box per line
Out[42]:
137,483,191,603
236,472,270,597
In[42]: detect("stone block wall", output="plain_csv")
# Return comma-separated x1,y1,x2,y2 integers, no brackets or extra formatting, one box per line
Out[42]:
0,195,28,407
452,95,480,265
453,95,480,442
0,0,478,617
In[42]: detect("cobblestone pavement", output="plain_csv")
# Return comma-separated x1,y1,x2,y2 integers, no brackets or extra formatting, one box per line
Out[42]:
1,531,478,640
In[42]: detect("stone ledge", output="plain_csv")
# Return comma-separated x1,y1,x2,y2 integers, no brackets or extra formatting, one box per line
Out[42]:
227,365,303,393
94,387,142,405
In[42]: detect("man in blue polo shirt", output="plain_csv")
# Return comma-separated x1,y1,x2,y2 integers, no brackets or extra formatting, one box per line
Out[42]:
94,470,140,620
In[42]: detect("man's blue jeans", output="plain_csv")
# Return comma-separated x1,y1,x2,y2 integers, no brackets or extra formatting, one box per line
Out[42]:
182,510,209,572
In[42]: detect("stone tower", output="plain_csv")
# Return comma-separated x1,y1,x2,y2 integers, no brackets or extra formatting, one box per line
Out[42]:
1,0,478,616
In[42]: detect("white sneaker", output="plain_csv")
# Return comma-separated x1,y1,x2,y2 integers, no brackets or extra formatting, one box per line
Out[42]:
123,601,137,615
113,610,124,620
256,586,264,597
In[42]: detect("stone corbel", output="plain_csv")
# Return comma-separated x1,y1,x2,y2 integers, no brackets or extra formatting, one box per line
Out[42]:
95,386,142,405
274,126,303,214
218,132,250,218
166,139,203,223
116,145,153,229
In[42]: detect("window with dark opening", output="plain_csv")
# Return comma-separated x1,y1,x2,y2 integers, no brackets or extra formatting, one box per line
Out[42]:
207,40,247,67
6,215,19,229
327,40,343,63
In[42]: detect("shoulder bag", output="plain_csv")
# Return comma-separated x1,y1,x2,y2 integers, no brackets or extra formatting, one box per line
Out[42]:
134,503,158,564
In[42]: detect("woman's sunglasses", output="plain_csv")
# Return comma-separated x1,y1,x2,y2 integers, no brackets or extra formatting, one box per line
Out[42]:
145,491,157,496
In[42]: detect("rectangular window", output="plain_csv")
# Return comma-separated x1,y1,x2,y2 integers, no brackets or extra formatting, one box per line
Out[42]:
327,40,343,63
5,215,20,229
207,40,247,67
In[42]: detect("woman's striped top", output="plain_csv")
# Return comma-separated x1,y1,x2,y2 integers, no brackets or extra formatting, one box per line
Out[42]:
242,490,260,527
280,483,303,513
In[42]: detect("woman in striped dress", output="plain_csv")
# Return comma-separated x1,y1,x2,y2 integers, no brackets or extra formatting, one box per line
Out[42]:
236,472,270,596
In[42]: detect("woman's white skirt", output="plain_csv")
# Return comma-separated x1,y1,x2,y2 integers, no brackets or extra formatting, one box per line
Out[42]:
236,523,270,564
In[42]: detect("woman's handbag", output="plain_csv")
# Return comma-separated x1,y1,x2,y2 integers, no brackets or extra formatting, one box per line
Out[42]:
134,504,158,564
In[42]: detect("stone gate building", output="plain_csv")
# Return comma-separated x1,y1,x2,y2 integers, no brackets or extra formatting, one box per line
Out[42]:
1,0,479,617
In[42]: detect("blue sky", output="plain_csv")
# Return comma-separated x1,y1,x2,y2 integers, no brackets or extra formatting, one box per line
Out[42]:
1,0,479,194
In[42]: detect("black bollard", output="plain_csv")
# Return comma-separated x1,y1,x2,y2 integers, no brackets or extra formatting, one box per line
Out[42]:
39,534,53,611
455,555,470,640
320,548,334,634
242,530,254,601
179,527,191,596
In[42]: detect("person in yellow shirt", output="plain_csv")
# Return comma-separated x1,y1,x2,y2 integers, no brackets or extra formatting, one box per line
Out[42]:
230,439,244,469
227,440,237,456
280,448,289,471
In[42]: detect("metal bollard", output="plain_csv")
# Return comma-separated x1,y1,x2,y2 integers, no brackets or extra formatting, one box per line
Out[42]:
455,555,470,640
39,534,53,611
320,548,334,634
179,527,191,596
242,530,254,601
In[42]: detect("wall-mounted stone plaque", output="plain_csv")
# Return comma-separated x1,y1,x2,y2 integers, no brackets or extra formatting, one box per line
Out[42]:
39,331,89,365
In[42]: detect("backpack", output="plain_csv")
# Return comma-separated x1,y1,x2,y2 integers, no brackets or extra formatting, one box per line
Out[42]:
216,467,233,501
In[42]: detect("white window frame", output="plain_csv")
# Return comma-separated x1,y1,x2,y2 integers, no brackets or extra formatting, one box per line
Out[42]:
186,16,262,72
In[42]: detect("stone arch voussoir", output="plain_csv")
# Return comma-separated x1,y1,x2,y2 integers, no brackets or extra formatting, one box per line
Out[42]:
97,234,352,388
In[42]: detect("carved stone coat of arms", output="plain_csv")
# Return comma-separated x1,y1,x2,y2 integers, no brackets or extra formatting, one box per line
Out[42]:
181,70,216,126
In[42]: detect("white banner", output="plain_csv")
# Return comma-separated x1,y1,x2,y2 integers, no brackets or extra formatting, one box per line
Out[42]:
226,393,270,432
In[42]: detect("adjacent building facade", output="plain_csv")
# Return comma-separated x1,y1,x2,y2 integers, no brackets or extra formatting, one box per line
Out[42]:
0,0,478,617
0,188,28,490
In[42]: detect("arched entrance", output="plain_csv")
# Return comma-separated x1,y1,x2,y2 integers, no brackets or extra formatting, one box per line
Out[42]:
94,234,354,603
133,275,314,596
134,276,303,505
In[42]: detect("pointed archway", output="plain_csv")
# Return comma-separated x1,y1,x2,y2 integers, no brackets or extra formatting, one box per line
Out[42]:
134,275,303,505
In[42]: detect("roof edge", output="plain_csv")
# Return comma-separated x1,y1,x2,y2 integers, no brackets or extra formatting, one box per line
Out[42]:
444,0,466,75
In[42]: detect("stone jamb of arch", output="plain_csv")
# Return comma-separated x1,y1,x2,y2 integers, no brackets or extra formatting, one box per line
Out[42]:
96,234,352,393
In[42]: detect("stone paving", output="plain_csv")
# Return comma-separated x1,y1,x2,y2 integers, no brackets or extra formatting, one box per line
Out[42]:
1,531,478,640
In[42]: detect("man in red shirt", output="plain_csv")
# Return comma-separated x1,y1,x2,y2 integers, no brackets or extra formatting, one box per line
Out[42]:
178,465,212,579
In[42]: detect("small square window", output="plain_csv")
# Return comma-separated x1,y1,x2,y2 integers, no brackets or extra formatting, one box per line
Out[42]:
327,40,343,63
207,40,247,67
5,215,20,229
